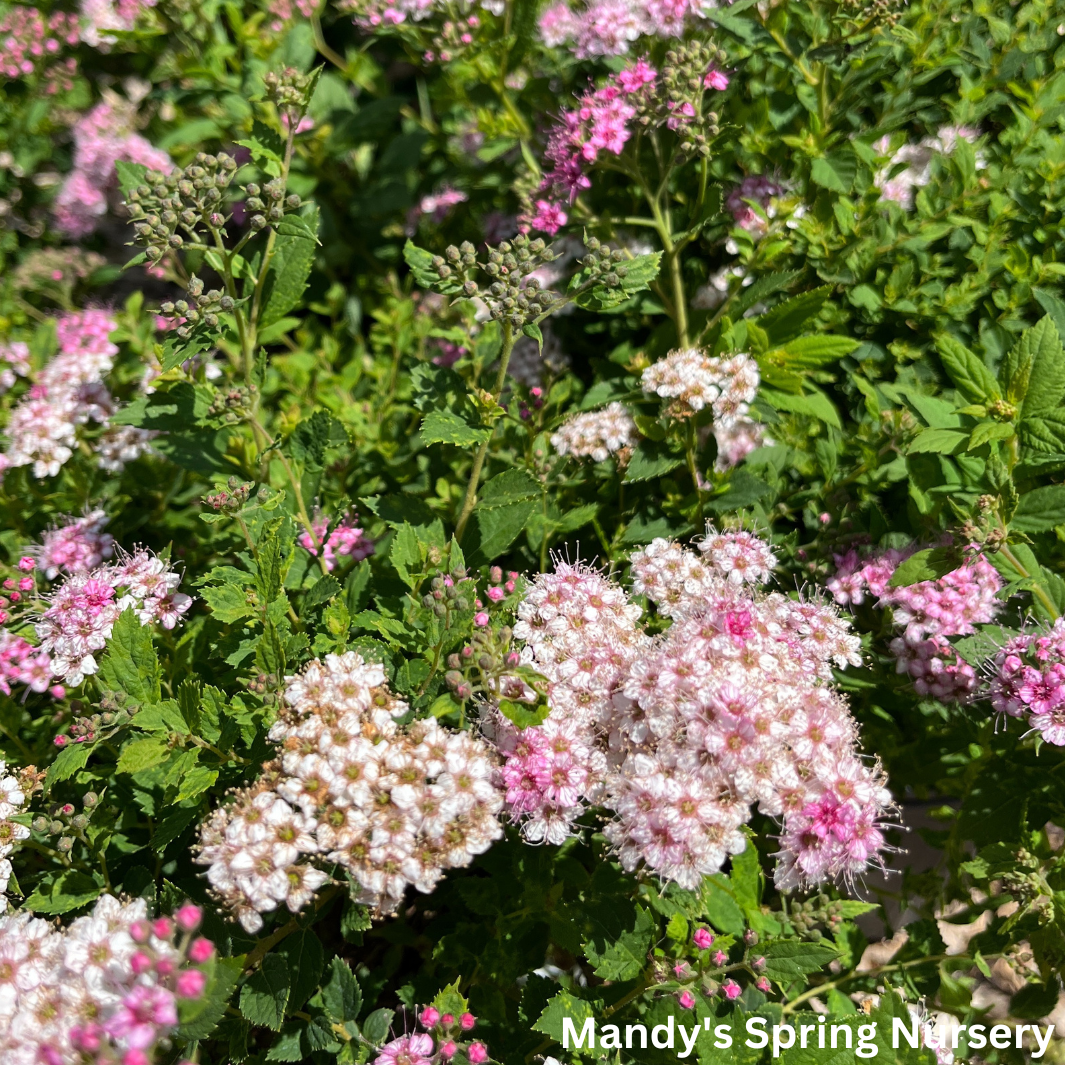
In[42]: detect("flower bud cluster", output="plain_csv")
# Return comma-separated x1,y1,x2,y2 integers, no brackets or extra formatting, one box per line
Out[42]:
433,234,560,329
664,924,775,1008
783,892,850,939
197,652,505,929
489,527,885,892
0,894,214,1065
159,274,235,336
263,66,316,124
422,13,482,64
550,401,638,463
652,42,727,156
204,477,253,512
987,618,1065,747
641,347,759,424
30,788,99,858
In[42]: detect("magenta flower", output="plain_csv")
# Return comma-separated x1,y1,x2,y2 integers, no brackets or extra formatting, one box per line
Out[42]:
693,927,714,950
374,1034,435,1065
105,985,178,1049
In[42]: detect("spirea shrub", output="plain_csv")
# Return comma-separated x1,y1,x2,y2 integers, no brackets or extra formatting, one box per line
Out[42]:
2,0,1065,1061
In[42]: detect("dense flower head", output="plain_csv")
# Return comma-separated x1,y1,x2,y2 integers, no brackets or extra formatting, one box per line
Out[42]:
0,759,29,906
0,7,80,91
0,341,31,396
713,417,773,470
197,653,504,928
874,126,983,209
538,0,704,57
54,99,171,238
726,174,786,236
297,513,375,571
342,0,503,31
641,347,759,423
986,619,1065,746
493,532,881,890
550,402,638,462
0,893,211,1064
33,547,192,687
35,510,115,579
828,542,1001,702
0,631,55,697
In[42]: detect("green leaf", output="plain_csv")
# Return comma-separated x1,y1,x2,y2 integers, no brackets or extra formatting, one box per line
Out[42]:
45,743,91,789
260,207,320,328
24,870,102,915
811,150,857,192
909,428,968,455
756,286,832,344
403,240,462,294
936,335,1000,403
420,409,491,447
498,698,550,729
178,955,245,1040
778,334,859,366
97,609,161,705
762,940,840,981
573,251,662,311
135,700,190,733
304,574,342,609
390,523,421,587
887,547,960,588
361,1007,395,1044
1012,485,1065,533
241,954,291,1031
474,500,536,560
159,332,211,374
115,160,149,197
289,410,348,468
478,468,540,505
701,876,746,935
533,991,598,1048
968,422,1014,450
1033,287,1065,347
321,956,362,1033
176,765,218,801
278,929,325,1011
522,321,544,353
1019,315,1065,419
116,736,171,775
761,388,841,428
624,442,684,483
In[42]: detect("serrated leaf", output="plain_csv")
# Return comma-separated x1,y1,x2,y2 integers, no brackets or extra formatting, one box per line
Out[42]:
762,939,839,981
479,468,540,506
321,956,362,1032
97,609,161,705
936,335,1000,403
390,523,421,588
260,207,320,328
404,240,462,294
757,286,832,344
624,442,683,483
811,151,856,192
968,422,1014,450
420,409,490,447
116,736,171,774
1012,485,1065,533
909,428,968,454
45,743,91,789
533,991,597,1044
583,904,654,981
361,1007,395,1044
498,698,549,728
115,160,149,197
474,500,536,560
278,929,325,1011
305,574,342,609
761,387,841,428
178,955,245,1040
201,581,256,624
24,870,102,915
778,334,859,366
887,547,960,588
241,954,291,1031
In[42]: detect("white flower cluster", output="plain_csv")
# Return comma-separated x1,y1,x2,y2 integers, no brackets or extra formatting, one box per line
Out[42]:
550,401,639,462
0,310,157,480
198,652,505,931
641,348,760,424
874,126,984,210
34,548,192,686
0,894,212,1065
494,527,883,893
0,761,28,910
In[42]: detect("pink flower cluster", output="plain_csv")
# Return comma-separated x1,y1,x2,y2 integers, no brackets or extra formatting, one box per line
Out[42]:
987,619,1065,746
828,544,1001,702
493,528,886,891
726,174,785,237
54,100,171,238
0,310,157,479
36,510,115,580
406,186,468,234
35,547,192,688
874,126,983,210
376,1008,488,1065
297,513,375,572
0,341,31,396
0,759,29,906
0,7,79,91
0,631,56,697
550,401,638,462
78,0,158,49
0,895,213,1065
343,0,503,30
266,0,319,32
539,0,701,58
197,652,504,930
